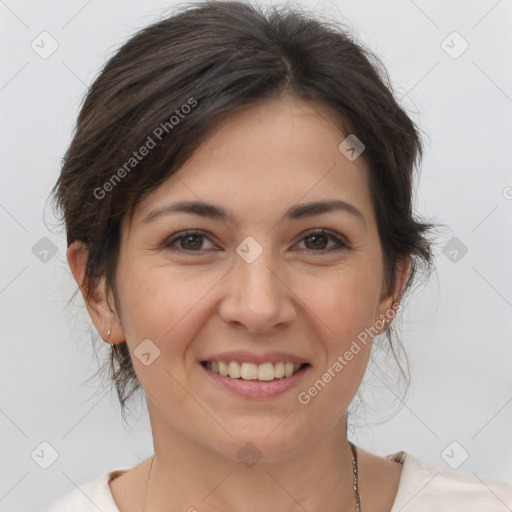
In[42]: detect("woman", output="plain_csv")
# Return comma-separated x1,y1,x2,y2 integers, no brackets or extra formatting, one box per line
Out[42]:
42,1,512,510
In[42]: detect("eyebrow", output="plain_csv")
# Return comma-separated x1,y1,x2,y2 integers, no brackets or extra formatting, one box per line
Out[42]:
142,199,366,227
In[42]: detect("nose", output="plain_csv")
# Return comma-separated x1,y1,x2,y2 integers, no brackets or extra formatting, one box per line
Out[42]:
218,248,297,333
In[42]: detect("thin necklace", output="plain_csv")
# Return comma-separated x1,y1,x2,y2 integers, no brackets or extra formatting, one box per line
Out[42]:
350,441,362,512
142,442,361,511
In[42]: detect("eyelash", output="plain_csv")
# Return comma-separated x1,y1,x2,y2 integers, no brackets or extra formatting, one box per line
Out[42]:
162,229,350,254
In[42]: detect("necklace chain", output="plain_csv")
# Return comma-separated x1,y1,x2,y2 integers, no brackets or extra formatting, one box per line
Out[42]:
143,442,361,511
350,441,362,512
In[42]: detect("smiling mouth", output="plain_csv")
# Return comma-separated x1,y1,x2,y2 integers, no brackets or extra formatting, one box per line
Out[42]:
201,361,310,381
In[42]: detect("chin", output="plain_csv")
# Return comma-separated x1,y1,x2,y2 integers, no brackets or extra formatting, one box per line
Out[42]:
206,420,316,465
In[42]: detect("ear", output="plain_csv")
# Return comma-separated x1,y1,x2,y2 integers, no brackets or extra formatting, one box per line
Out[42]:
66,241,125,344
376,256,411,332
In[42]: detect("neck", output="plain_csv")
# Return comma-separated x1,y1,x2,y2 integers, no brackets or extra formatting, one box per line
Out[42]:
144,403,357,512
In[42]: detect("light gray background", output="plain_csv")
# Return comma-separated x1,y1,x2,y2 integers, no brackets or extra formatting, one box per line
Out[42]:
1,0,511,511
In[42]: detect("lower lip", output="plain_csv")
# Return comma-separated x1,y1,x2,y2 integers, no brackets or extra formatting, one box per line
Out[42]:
201,363,310,398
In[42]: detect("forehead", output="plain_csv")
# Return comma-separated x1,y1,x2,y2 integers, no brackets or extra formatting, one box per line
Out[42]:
131,96,373,228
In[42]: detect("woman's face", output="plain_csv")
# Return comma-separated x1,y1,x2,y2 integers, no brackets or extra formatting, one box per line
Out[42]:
105,96,403,461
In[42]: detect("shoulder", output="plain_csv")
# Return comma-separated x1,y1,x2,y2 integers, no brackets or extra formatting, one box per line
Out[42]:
387,450,512,512
40,469,128,512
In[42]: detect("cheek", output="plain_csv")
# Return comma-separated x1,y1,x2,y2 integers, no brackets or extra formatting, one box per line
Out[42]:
115,261,220,351
304,265,383,343
295,274,377,425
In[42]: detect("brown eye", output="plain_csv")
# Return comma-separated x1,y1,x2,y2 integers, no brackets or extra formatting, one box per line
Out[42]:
179,234,204,250
298,230,349,252
164,230,216,252
304,233,329,250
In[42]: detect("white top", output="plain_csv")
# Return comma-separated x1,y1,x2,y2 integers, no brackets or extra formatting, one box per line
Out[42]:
41,451,512,511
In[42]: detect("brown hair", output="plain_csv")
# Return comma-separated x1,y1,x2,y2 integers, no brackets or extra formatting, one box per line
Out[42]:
51,0,436,419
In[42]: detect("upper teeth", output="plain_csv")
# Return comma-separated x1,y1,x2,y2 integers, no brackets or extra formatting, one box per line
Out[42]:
206,361,303,381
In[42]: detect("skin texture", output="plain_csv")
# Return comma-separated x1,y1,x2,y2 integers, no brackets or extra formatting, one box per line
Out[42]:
68,95,408,511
